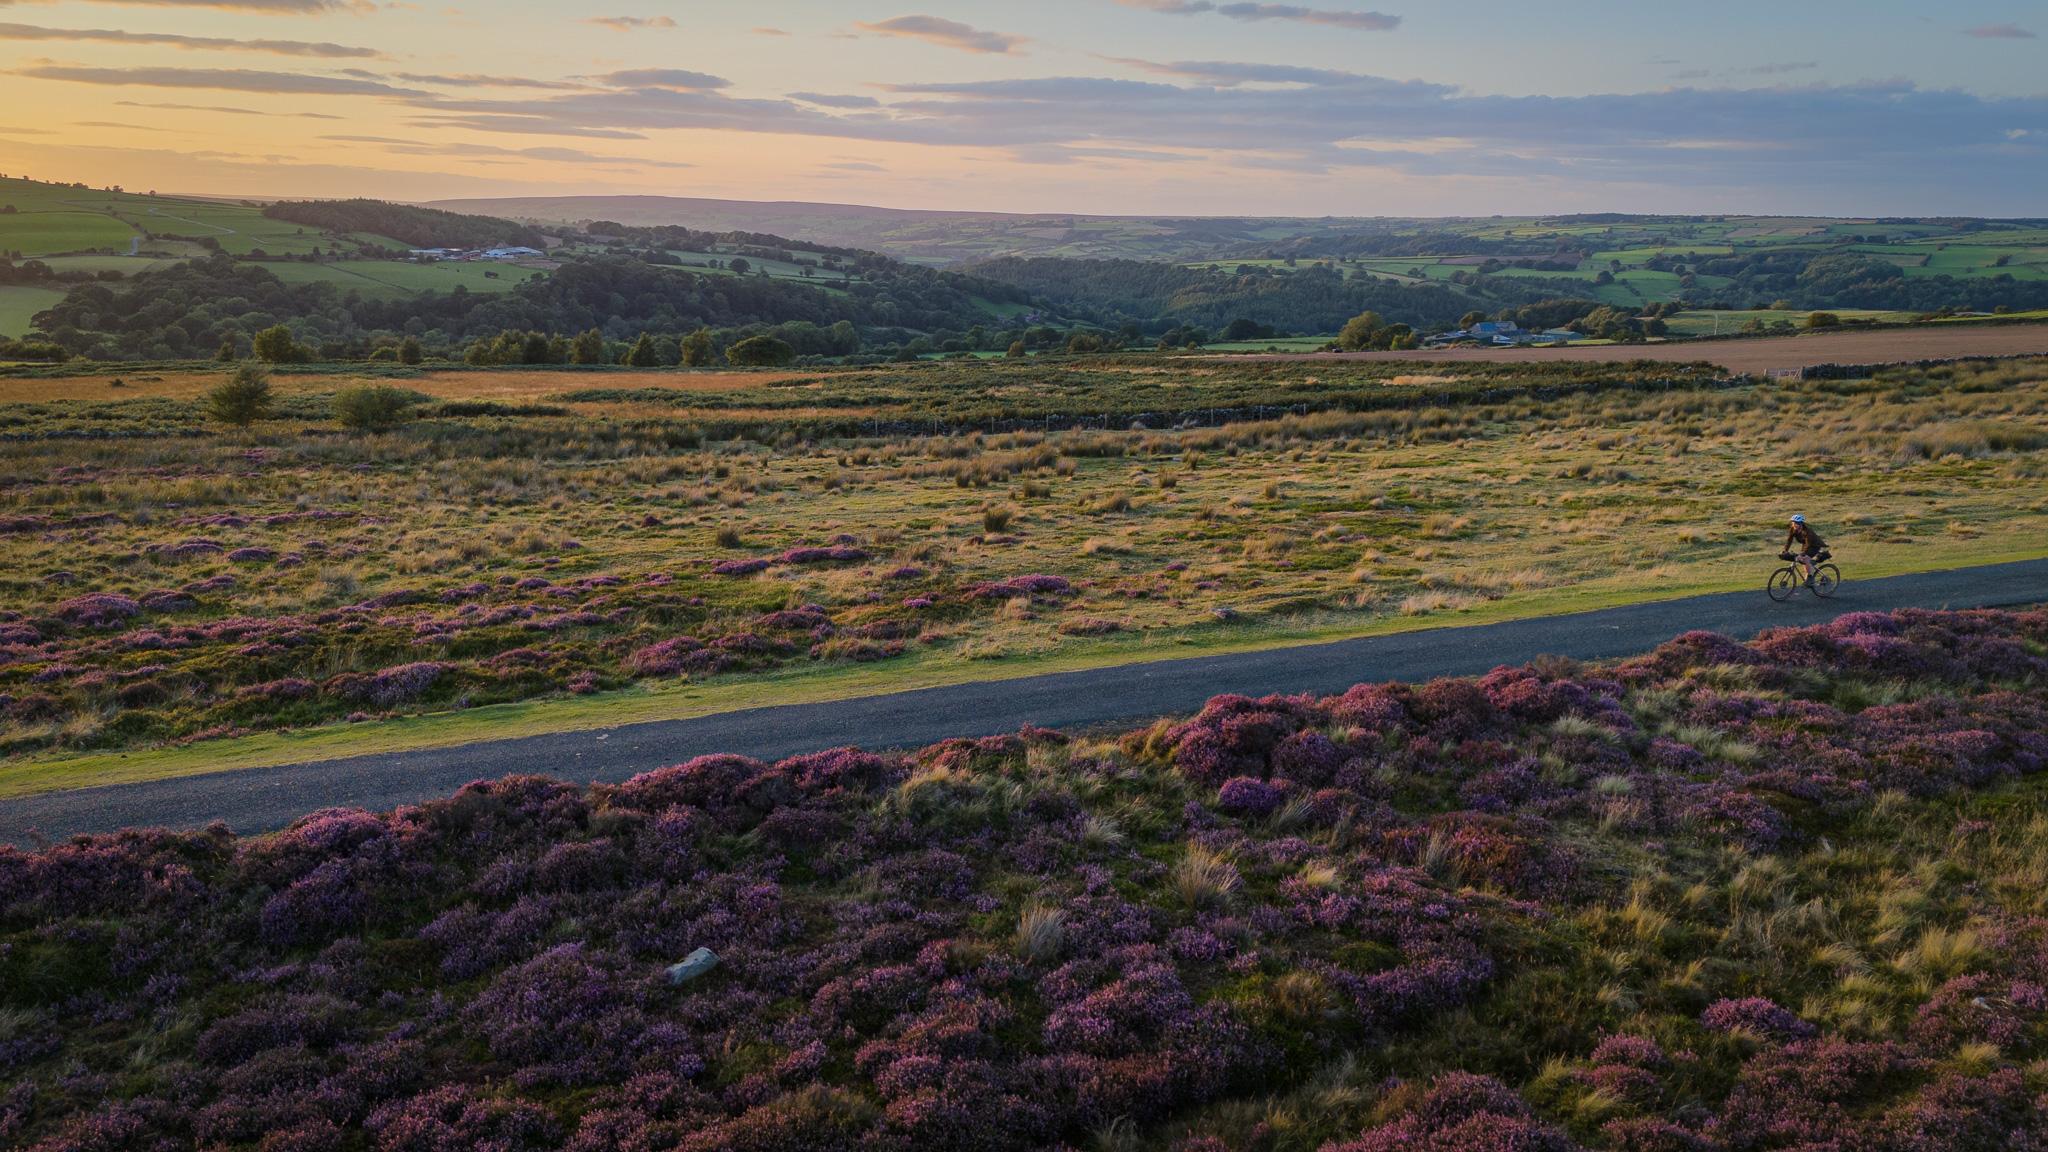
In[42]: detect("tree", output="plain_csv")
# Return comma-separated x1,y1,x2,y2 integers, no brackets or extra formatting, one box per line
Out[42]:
215,337,237,362
332,384,416,432
1006,341,1027,359
1335,311,1384,351
625,332,662,367
1805,311,1842,329
725,335,795,367
204,362,273,428
680,328,714,367
251,324,305,364
398,335,423,365
728,257,751,276
1459,310,1487,329
570,328,606,365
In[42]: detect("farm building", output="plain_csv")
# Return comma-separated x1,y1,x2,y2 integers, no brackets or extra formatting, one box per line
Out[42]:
481,246,544,261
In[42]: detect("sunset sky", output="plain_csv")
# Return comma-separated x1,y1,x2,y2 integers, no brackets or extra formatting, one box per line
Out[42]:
0,0,2043,215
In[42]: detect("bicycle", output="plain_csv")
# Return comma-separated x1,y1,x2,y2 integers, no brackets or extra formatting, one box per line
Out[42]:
1767,550,1840,602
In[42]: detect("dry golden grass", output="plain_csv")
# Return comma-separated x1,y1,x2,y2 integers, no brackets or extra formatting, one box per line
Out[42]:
0,366,804,403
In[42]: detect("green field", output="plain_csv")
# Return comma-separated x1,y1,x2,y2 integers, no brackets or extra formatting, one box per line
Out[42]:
0,177,413,259
31,254,183,276
0,207,139,256
1167,216,2048,319
262,259,548,298
0,285,66,338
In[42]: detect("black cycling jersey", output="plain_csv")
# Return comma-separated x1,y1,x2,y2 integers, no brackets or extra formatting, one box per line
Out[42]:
1786,523,1825,553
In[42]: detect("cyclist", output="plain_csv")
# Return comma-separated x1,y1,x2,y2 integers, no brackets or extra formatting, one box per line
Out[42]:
1782,515,1828,585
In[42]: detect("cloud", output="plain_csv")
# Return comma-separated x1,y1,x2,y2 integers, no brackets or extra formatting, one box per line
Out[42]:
117,99,341,117
789,91,881,108
369,55,2047,211
0,0,360,10
853,15,1025,54
321,133,691,167
15,64,428,97
1118,0,1399,31
594,68,729,91
584,15,675,30
1102,56,1383,87
0,22,381,56
823,160,886,171
1964,23,2035,39
404,115,649,140
1744,61,1818,75
751,27,788,36
392,72,592,90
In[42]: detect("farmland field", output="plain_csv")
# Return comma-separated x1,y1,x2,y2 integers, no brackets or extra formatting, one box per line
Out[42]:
0,285,65,339
1,355,2044,793
1247,322,2048,372
262,259,548,298
1661,308,1909,337
0,208,138,256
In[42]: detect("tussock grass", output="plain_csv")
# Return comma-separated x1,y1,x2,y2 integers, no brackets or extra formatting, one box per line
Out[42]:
1173,843,1241,909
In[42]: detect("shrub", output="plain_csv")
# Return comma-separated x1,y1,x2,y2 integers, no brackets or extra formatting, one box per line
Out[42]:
726,335,797,368
333,384,419,431
252,323,311,363
204,362,274,428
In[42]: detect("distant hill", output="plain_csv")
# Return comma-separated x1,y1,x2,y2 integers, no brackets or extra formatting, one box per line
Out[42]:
264,199,548,251
425,195,1367,266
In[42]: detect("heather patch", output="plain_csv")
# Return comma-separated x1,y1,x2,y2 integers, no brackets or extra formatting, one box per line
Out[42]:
3,608,2048,1148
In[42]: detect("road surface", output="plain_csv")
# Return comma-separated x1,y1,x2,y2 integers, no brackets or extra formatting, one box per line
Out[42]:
1229,324,2048,373
3,557,2044,847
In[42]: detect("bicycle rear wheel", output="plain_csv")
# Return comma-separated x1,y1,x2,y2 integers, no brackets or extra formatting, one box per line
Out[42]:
1811,564,1840,598
1767,567,1800,602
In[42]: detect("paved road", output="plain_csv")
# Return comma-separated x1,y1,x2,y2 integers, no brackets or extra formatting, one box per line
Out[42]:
1227,325,2048,373
5,558,2044,847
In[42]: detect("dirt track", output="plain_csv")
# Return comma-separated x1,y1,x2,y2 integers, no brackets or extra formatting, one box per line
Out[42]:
1228,324,2048,373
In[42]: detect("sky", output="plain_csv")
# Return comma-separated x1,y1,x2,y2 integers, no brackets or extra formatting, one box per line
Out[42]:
0,0,2042,216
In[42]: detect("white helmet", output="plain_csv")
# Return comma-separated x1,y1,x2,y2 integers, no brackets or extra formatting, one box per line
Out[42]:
1789,514,1805,524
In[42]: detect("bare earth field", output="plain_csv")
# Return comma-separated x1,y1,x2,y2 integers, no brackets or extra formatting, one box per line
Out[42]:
1236,323,2048,372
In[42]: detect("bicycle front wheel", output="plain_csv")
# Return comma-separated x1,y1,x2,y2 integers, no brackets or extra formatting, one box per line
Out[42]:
1767,567,1800,602
1811,564,1840,598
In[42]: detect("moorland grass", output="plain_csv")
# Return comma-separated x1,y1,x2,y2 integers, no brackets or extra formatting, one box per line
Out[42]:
1,356,2044,789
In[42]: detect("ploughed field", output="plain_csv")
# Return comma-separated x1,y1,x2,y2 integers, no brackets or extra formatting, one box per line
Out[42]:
1239,322,2048,372
2,608,2047,1149
1,357,2045,769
